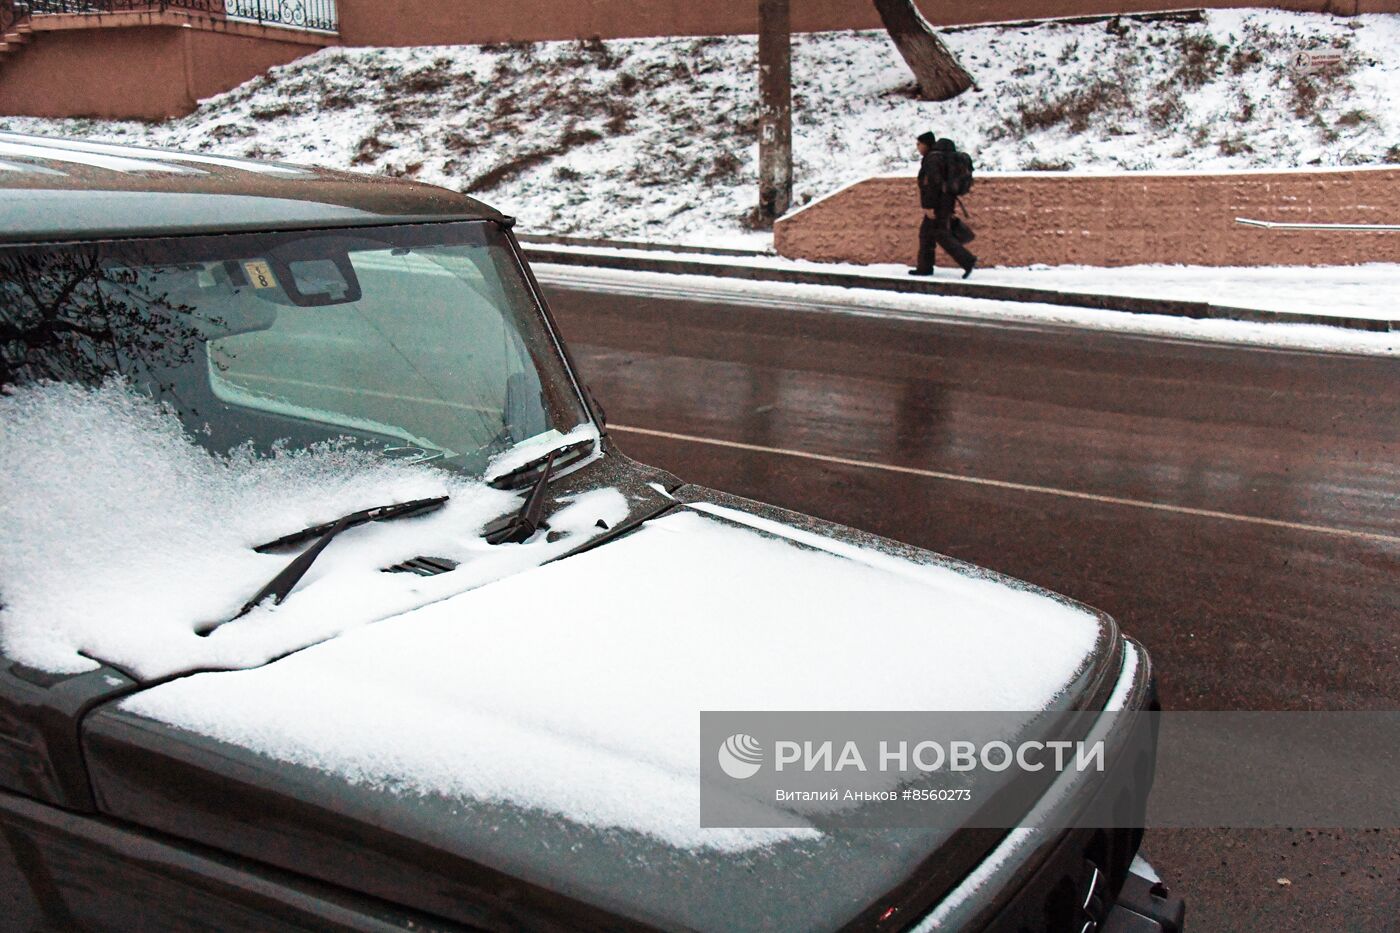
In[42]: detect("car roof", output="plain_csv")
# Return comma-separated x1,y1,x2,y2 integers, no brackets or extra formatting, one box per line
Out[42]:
0,133,508,245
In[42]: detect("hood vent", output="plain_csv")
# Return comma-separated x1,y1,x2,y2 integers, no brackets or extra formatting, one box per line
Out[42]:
384,556,459,577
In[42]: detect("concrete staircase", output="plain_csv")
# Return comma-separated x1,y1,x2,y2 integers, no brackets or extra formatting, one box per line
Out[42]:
0,0,33,65
1,22,33,57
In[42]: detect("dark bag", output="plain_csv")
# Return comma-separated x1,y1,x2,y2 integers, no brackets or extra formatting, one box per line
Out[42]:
936,138,975,197
950,216,976,244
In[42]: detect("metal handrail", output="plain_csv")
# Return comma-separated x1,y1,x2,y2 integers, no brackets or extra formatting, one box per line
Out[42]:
1236,217,1400,232
22,0,337,32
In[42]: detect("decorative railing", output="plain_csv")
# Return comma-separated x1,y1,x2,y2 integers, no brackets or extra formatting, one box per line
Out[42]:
22,0,337,32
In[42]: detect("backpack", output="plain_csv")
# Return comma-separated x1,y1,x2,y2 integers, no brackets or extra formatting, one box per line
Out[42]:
936,138,975,197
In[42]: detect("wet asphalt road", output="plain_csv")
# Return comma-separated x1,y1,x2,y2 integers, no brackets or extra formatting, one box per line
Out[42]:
540,272,1400,932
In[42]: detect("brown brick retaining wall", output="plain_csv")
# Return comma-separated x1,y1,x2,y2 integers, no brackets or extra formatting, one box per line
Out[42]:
773,168,1400,267
0,13,334,120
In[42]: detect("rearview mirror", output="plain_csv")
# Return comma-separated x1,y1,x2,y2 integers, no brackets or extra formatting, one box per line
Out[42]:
267,253,362,307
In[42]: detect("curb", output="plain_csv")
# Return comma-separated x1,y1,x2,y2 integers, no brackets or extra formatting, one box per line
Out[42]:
522,246,1397,334
517,233,769,258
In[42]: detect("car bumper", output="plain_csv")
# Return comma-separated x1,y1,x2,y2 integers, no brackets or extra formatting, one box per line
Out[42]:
1106,865,1186,932
910,639,1186,932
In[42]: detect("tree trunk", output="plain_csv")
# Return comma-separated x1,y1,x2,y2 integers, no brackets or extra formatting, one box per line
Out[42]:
757,0,793,224
872,0,972,101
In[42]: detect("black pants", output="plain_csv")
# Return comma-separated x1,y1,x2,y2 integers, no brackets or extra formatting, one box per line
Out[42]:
915,213,976,274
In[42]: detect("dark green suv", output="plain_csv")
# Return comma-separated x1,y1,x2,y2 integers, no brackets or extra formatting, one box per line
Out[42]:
0,134,1182,932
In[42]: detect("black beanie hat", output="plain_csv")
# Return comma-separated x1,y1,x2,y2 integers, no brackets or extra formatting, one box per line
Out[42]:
917,131,937,146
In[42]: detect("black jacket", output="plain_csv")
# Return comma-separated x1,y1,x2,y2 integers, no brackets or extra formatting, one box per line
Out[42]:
917,150,940,210
917,147,954,213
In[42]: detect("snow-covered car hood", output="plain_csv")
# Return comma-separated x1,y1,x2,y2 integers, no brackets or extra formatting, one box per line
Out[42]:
85,492,1116,931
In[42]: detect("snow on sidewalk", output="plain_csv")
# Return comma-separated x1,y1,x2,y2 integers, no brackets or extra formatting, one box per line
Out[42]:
901,261,1400,323
526,241,1400,325
532,261,1400,357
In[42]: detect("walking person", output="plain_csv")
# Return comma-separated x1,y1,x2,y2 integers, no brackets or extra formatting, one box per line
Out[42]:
910,131,977,279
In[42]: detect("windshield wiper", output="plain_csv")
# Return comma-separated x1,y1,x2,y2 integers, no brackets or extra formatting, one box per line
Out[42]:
486,437,595,490
236,496,448,618
483,450,558,545
252,496,447,553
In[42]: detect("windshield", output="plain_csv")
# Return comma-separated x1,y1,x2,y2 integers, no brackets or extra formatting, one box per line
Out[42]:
0,221,591,476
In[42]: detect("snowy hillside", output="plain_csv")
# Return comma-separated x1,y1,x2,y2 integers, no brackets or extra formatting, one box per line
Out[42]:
5,9,1397,242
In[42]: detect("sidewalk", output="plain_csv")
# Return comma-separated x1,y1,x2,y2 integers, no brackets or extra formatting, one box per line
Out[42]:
519,237,1400,333
532,262,1399,357
911,262,1400,325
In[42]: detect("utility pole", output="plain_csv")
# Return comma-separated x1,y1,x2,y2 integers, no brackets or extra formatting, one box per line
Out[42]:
757,0,792,225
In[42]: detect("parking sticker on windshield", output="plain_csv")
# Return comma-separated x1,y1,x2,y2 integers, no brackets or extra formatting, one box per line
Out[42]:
242,260,277,288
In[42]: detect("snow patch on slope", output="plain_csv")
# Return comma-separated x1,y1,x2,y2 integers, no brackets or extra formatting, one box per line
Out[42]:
4,10,1396,243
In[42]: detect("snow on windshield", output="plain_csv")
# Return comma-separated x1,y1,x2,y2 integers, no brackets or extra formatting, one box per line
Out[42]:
0,379,626,680
485,423,599,481
121,508,1104,852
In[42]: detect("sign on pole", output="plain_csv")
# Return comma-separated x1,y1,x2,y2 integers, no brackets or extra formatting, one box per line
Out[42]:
1292,47,1346,74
